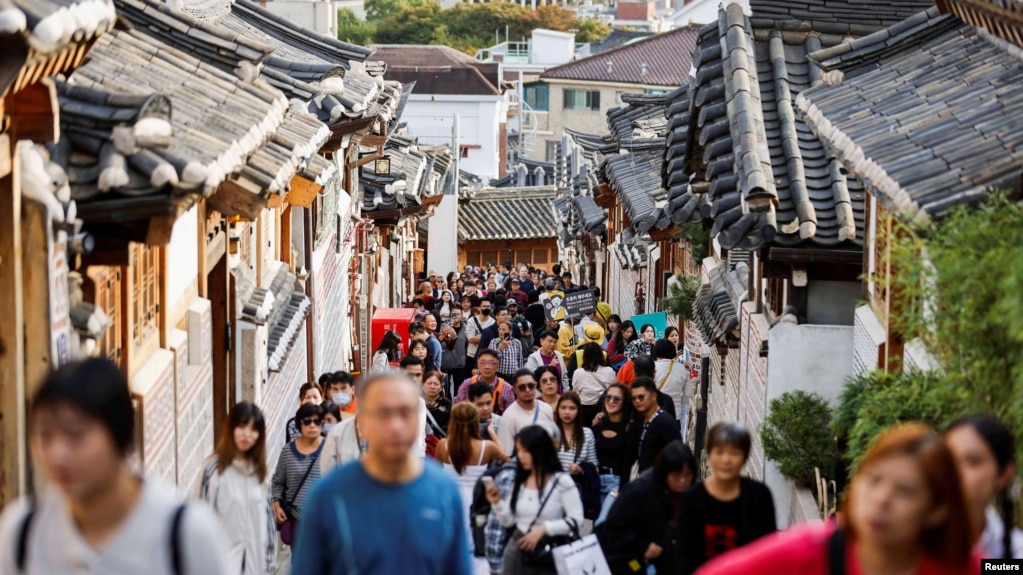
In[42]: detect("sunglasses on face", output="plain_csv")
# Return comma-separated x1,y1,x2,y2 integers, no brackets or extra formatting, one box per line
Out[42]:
632,395,648,403
540,378,558,384
516,383,537,391
301,417,324,426
606,395,623,403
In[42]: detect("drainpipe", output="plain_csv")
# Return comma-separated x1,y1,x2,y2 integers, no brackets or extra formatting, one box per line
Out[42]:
304,207,316,380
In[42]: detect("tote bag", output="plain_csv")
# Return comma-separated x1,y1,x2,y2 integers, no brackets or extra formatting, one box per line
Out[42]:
553,534,612,575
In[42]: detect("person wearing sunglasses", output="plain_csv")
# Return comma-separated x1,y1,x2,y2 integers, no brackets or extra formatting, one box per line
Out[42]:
272,403,325,548
594,383,632,506
620,378,681,489
496,368,555,455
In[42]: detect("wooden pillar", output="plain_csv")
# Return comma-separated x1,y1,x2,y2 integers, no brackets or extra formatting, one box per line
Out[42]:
0,136,26,504
21,197,53,397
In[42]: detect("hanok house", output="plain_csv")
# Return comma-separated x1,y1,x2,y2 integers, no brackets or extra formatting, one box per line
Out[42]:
0,0,117,504
670,0,933,524
457,186,560,272
795,2,1023,376
11,0,404,493
359,130,452,308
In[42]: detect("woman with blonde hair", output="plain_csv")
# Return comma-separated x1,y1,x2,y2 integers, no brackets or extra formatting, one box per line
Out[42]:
435,402,508,575
200,401,276,574
693,423,979,575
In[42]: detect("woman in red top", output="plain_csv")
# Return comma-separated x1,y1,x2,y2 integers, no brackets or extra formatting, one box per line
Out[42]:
695,423,979,575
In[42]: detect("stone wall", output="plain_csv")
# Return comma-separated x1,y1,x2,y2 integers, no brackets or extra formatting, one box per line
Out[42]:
263,335,308,471
314,233,343,376
132,348,177,484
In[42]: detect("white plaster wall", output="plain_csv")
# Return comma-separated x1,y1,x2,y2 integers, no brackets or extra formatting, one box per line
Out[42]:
401,97,503,180
261,0,335,36
531,30,575,65
765,322,853,527
428,195,458,276
166,206,198,309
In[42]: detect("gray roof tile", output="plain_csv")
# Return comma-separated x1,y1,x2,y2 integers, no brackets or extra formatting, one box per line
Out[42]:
458,187,559,241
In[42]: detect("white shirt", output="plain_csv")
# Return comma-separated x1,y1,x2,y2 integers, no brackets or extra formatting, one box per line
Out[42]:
199,458,275,575
654,357,692,416
572,366,616,406
0,479,228,575
496,400,554,454
980,505,1023,559
495,473,583,536
465,316,495,358
524,350,569,390
322,416,362,473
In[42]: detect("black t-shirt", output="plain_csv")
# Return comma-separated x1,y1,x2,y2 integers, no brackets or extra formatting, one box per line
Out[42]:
594,417,628,472
677,478,777,575
427,398,452,434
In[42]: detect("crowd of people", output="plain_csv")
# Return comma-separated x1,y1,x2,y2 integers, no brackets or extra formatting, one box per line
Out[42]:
1,263,1021,575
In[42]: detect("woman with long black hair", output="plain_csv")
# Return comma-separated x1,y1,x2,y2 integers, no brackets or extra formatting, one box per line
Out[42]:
945,414,1023,559
600,441,696,574
486,426,584,575
372,330,402,374
200,402,276,574
605,320,637,369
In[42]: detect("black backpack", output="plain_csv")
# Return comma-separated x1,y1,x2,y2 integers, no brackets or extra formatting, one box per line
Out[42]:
469,459,515,557
16,500,188,574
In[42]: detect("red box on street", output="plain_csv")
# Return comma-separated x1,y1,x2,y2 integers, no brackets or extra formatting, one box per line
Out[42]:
370,307,416,358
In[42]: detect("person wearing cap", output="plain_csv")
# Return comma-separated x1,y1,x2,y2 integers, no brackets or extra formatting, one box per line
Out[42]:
506,300,532,358
566,323,607,382
506,278,528,307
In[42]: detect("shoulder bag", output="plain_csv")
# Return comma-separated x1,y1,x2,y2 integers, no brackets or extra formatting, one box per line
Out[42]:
521,474,580,566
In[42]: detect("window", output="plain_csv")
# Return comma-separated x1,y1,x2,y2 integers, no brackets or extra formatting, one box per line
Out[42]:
564,89,600,111
523,83,549,112
533,249,548,265
515,250,531,266
645,88,670,96
131,243,160,349
90,266,123,365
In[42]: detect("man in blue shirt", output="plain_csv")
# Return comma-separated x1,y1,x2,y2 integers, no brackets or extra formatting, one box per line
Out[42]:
292,373,471,575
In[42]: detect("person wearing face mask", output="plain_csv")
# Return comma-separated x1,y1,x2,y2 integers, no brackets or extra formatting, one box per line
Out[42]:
200,402,276,575
466,300,496,371
320,401,342,436
324,372,358,417
285,382,324,443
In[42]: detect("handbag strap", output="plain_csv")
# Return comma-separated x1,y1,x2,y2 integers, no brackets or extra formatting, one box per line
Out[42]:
285,447,319,509
525,473,563,532
658,361,675,390
827,527,846,575
425,408,447,438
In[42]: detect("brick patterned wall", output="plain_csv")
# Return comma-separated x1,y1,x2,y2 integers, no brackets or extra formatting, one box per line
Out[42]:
132,348,177,484
263,334,307,472
738,303,769,480
853,305,885,375
314,234,343,376
607,261,641,320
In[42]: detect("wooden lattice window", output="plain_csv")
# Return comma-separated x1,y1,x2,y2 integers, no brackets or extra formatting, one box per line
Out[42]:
467,252,481,267
481,251,498,266
89,266,123,365
515,250,531,266
131,243,160,348
533,249,548,265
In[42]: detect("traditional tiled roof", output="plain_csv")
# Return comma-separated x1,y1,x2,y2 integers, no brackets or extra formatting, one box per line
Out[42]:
0,0,116,54
601,149,668,234
693,259,748,345
360,139,430,212
493,158,556,188
660,86,703,227
935,0,1023,47
371,45,501,96
541,25,701,86
612,227,648,270
574,195,607,232
683,1,866,250
606,92,673,151
458,187,558,241
749,0,937,30
206,0,388,125
587,29,652,54
57,29,286,200
797,11,1023,223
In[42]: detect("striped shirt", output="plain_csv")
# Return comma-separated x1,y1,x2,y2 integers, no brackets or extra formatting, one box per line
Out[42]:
271,440,323,519
557,427,598,470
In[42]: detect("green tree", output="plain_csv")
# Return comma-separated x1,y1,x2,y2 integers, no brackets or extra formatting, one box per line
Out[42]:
365,0,435,24
887,193,1023,462
760,391,836,490
374,3,445,45
574,16,611,43
337,9,376,45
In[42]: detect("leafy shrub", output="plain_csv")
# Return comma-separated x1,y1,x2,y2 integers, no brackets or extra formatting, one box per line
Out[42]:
833,369,971,468
760,391,836,490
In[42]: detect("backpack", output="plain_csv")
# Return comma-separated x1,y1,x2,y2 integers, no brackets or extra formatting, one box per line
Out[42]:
17,500,188,574
470,459,515,557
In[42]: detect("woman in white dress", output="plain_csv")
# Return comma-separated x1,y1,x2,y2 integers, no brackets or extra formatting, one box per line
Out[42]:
434,402,509,575
199,401,276,575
